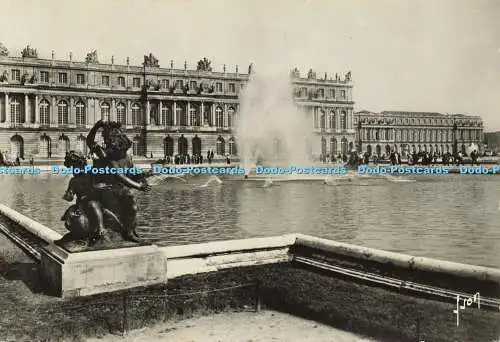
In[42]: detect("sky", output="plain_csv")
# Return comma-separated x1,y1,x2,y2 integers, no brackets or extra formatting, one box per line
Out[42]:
1,0,499,131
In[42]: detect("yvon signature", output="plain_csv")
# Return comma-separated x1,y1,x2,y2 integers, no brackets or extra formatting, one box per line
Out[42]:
453,292,480,326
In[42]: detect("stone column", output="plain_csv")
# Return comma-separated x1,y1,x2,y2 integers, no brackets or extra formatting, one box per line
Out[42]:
93,98,97,124
146,100,150,125
187,102,191,126
201,102,204,124
111,98,116,122
211,103,216,127
5,93,10,124
223,103,228,127
159,101,163,125
336,108,341,132
86,98,92,125
35,95,40,124
348,109,353,130
173,101,177,126
309,107,314,128
24,94,29,124
126,100,131,125
69,98,75,125
51,97,57,125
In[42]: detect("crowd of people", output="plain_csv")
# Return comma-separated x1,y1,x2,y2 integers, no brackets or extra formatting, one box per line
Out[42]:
153,150,232,165
319,149,482,167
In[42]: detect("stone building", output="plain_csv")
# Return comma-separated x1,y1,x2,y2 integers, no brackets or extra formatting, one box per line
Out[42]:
0,44,355,160
354,110,484,157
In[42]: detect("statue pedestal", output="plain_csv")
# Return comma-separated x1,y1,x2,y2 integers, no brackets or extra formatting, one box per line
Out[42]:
40,243,166,298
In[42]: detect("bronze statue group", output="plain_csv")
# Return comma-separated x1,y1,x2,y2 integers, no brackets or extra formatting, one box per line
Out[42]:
55,120,151,249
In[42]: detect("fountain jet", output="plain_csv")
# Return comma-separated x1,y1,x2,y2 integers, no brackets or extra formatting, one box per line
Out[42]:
235,68,314,174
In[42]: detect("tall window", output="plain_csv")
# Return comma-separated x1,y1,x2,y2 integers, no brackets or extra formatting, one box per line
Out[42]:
341,90,346,98
228,137,237,155
176,105,186,126
102,75,110,86
75,101,86,126
340,111,346,129
216,136,225,155
319,111,325,129
228,107,235,127
215,107,223,128
39,100,50,125
215,82,223,92
101,102,110,121
117,76,125,87
162,103,172,125
57,101,69,125
133,78,141,88
131,103,141,125
189,81,197,90
229,83,236,93
189,106,199,126
329,89,335,98
162,79,169,89
10,98,21,123
175,80,183,89
329,111,336,129
116,103,126,124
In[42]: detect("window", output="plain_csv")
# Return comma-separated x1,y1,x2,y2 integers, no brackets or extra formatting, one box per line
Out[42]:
340,90,346,98
162,103,172,125
318,89,325,98
75,101,86,126
133,77,141,88
10,98,21,123
329,89,335,98
116,103,126,124
39,100,50,125
162,79,169,89
77,74,85,85
229,83,236,93
215,106,223,127
189,106,199,126
216,136,225,155
340,111,347,129
189,81,197,90
57,101,69,125
40,71,49,83
228,107,235,127
131,103,141,125
102,75,110,86
215,82,223,92
301,87,307,97
11,69,21,81
58,72,68,84
101,102,110,121
175,80,183,89
329,110,336,129
176,105,185,125
117,76,125,87
319,110,325,128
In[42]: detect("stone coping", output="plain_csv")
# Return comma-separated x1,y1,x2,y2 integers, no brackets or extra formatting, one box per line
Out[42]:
1,204,499,284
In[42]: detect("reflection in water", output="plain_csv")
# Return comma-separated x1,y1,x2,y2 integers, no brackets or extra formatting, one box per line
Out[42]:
0,174,499,268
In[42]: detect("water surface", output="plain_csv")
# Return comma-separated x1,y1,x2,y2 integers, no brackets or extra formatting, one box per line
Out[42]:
0,173,499,268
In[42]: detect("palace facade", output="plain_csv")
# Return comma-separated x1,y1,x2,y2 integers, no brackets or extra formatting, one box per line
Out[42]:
0,44,355,160
354,110,484,157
